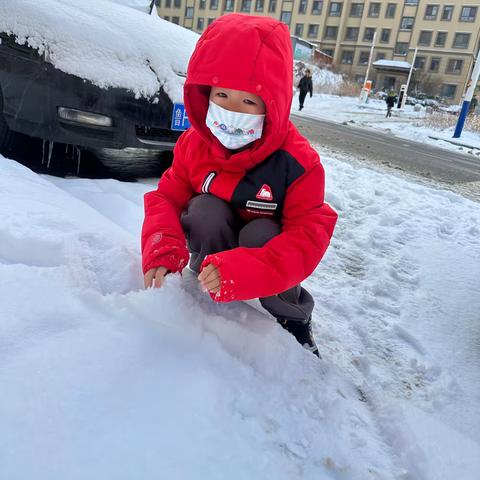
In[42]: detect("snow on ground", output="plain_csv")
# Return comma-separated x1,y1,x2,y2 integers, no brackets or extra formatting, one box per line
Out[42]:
0,0,198,102
1,152,479,479
293,93,480,156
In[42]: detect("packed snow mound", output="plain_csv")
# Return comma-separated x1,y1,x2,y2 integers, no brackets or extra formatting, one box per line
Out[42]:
1,151,479,479
0,156,399,479
0,0,199,102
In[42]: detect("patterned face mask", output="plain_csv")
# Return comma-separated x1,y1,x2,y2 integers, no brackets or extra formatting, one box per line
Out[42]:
205,101,265,150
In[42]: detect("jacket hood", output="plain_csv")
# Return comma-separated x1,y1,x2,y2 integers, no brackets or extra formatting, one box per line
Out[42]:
184,14,293,172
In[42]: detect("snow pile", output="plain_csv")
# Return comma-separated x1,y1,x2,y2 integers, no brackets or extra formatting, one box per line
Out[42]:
1,151,479,479
294,61,344,94
0,156,397,479
0,0,199,102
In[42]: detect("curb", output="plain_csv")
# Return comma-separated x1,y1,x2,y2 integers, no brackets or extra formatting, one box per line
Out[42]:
428,135,480,151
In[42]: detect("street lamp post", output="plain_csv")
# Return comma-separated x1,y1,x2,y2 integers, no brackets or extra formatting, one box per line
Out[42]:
359,31,377,103
400,48,418,109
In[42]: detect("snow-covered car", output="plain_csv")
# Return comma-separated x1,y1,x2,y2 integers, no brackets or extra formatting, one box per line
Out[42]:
0,0,197,157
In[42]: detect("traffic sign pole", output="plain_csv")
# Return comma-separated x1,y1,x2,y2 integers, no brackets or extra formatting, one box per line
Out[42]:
453,48,480,138
401,47,418,109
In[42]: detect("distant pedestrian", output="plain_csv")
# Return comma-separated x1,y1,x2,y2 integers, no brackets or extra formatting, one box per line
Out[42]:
385,91,397,118
297,69,313,111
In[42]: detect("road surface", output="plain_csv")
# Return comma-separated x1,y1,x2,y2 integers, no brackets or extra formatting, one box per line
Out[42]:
291,113,480,201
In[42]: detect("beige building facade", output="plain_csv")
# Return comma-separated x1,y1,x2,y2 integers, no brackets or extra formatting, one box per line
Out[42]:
156,0,480,103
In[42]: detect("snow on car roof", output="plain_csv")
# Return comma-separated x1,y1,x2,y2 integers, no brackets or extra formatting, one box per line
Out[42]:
0,0,199,102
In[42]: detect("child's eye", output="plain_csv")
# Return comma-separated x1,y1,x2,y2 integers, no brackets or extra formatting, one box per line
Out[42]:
243,99,256,105
216,92,228,98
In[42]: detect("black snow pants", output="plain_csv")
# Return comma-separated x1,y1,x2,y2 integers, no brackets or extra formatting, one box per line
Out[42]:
180,194,314,324
299,90,308,110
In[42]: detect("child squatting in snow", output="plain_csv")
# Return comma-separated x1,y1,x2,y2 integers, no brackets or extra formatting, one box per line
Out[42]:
141,14,337,356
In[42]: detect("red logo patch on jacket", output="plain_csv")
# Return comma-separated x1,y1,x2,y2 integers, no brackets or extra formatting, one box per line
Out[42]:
256,184,273,201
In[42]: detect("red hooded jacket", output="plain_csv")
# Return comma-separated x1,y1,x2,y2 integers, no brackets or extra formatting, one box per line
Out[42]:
142,14,338,302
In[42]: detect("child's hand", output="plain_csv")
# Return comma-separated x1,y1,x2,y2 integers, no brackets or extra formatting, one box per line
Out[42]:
144,266,168,289
198,264,221,294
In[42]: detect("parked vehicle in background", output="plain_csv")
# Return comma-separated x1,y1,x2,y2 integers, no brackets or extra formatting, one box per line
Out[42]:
0,0,197,167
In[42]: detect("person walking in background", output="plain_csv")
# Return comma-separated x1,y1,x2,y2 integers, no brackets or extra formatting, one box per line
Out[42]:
297,69,313,111
385,91,397,118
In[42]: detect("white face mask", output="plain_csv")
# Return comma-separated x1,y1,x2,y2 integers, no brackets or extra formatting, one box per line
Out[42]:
205,101,265,150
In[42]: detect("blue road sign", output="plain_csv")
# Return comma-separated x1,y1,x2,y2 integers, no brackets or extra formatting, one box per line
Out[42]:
171,103,191,131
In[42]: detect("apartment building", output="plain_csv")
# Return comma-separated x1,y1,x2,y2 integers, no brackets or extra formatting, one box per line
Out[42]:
156,0,480,103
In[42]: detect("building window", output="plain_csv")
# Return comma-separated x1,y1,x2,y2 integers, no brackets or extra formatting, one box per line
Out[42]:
324,26,338,39
165,0,172,7
424,5,438,20
329,2,343,16
400,17,414,30
185,6,194,17
376,52,386,60
322,48,334,57
394,42,408,55
460,6,477,22
280,11,292,24
414,56,426,70
359,51,370,64
345,27,359,41
418,31,432,46
225,0,234,10
298,0,307,14
295,23,304,37
446,59,463,74
405,0,418,4
172,16,180,24
255,0,264,10
453,33,470,48
368,2,380,17
363,27,375,41
429,57,440,72
385,3,396,18
341,50,354,64
241,0,251,11
199,0,205,9
350,3,363,17
307,24,319,38
208,17,215,24
164,15,170,20
312,0,323,14
210,0,218,9
441,84,457,98
355,74,365,83
441,5,453,20
197,17,204,30
435,31,447,47
380,28,390,43
268,0,276,12
173,0,181,8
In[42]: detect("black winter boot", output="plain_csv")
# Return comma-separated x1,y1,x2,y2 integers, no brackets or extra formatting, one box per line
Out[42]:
278,317,319,357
